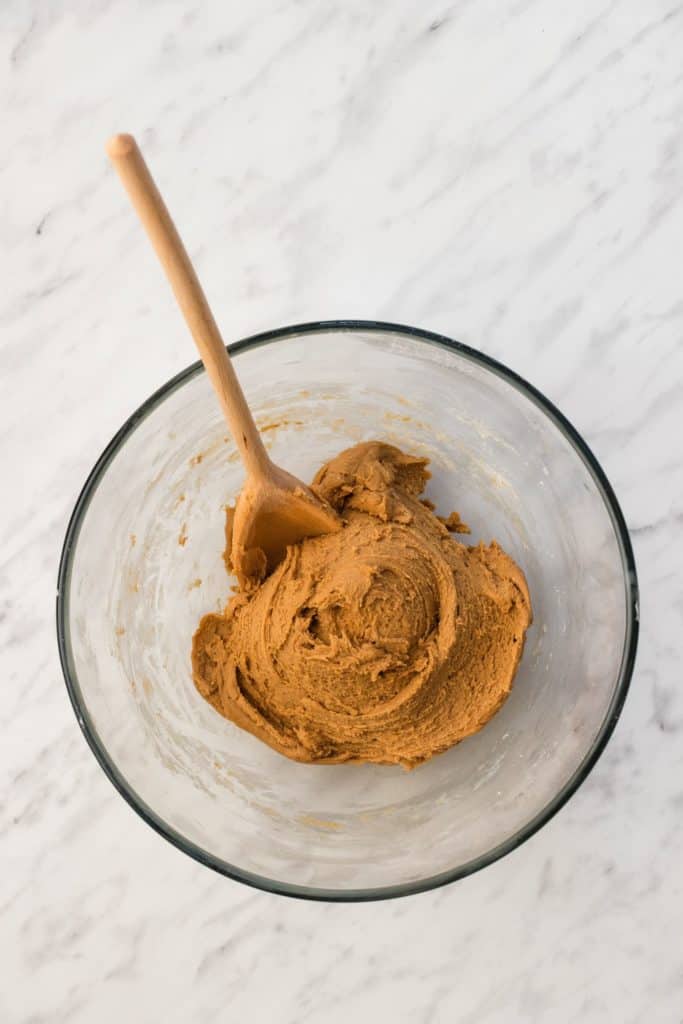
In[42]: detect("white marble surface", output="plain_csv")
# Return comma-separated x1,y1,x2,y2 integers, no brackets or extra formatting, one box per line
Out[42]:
2,1,682,1020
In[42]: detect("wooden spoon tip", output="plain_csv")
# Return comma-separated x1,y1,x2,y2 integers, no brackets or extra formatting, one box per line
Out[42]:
106,133,136,159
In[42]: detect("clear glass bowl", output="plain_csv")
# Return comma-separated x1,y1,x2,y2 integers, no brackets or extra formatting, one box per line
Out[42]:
57,322,638,901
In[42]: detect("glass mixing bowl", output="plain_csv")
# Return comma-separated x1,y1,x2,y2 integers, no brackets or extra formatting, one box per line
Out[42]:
57,322,638,901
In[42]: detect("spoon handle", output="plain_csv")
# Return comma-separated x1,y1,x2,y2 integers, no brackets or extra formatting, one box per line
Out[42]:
106,133,272,478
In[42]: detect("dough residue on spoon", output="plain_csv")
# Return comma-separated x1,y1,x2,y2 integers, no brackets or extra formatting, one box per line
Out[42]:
192,442,532,768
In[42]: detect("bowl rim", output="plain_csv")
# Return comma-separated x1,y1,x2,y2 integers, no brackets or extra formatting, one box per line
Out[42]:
56,320,639,902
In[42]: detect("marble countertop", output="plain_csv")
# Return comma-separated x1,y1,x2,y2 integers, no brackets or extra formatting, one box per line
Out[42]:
2,2,682,1021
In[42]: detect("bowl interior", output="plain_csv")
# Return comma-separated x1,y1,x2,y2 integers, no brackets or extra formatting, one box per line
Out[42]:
60,326,634,896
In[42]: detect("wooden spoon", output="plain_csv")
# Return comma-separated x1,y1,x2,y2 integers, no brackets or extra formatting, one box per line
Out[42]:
106,133,340,587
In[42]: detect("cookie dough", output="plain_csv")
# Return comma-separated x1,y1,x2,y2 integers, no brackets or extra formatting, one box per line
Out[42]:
192,442,532,768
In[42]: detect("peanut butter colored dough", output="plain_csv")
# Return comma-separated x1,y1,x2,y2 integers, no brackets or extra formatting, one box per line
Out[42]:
192,442,532,768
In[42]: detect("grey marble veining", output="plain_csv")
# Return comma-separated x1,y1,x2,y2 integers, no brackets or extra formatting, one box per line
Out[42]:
1,1,682,1021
